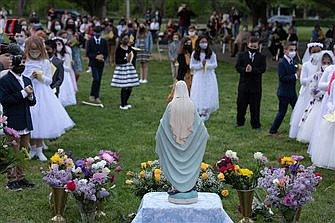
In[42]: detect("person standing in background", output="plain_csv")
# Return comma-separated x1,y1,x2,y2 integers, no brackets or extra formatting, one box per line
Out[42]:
235,37,266,129
168,33,180,81
177,4,195,37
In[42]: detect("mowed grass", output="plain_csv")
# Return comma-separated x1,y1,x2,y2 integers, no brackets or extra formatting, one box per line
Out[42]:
0,52,334,223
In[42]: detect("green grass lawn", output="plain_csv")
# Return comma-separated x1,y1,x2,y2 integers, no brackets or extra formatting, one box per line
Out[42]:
0,54,334,223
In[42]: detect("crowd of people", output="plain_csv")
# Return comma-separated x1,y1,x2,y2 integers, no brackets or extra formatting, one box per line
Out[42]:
0,4,335,193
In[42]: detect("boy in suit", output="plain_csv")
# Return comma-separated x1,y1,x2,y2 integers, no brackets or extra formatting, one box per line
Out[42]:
86,26,108,104
235,37,266,129
0,44,36,191
45,39,64,97
269,42,301,138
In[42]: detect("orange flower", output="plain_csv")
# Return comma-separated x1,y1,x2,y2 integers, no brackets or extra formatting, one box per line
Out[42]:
221,189,229,197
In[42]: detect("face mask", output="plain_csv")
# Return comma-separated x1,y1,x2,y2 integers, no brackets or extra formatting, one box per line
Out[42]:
15,37,25,45
21,25,27,30
55,25,61,31
243,28,247,31
188,31,195,37
122,39,128,45
199,43,208,49
29,50,41,59
173,38,179,42
321,64,329,71
12,64,25,74
288,51,296,59
56,45,63,52
248,47,258,54
311,52,321,65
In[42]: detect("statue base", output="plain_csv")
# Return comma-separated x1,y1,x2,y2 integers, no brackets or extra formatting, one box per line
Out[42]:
168,190,198,204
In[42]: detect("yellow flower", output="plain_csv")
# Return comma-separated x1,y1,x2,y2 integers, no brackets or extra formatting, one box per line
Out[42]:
66,160,74,168
217,173,225,181
280,156,295,165
201,173,209,180
234,165,240,172
126,171,134,177
141,162,147,169
50,154,61,164
201,162,210,171
147,161,152,167
239,168,253,177
154,169,161,181
125,180,133,185
221,189,229,197
139,170,145,178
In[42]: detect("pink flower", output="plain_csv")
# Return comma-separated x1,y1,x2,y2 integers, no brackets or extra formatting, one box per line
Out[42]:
0,115,8,125
4,127,20,138
93,172,107,184
115,165,122,172
11,140,18,147
291,155,304,161
283,194,293,206
101,153,115,164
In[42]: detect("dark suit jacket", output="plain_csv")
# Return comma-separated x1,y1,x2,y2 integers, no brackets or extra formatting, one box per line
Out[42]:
277,57,297,97
86,37,108,68
235,51,266,93
50,56,64,96
0,71,36,131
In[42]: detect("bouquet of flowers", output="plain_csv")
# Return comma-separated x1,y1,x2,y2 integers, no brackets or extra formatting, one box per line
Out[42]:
125,160,171,197
42,149,74,187
197,162,230,198
0,114,28,173
215,150,268,190
126,160,230,198
258,155,322,221
65,150,122,203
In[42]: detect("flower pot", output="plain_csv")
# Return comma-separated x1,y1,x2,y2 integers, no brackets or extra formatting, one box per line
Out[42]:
236,189,255,223
76,200,97,223
279,206,298,223
51,186,68,222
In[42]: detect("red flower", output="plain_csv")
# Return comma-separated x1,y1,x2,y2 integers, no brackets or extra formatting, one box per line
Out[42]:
66,180,76,191
315,172,321,177
110,175,115,183
219,164,235,173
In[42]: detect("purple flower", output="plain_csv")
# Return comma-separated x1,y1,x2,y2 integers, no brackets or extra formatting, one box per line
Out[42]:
92,172,107,184
97,189,110,199
115,165,122,172
283,195,293,206
291,155,304,162
4,127,20,138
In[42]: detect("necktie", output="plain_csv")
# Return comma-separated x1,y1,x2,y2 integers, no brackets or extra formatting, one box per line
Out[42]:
96,39,100,45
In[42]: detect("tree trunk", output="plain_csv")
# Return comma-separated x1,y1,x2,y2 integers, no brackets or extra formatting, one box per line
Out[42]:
245,0,267,27
303,7,307,19
17,0,26,17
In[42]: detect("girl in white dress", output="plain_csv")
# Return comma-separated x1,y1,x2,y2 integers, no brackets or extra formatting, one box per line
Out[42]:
190,35,219,121
296,52,333,143
22,36,75,161
55,38,77,106
310,70,335,169
289,43,323,138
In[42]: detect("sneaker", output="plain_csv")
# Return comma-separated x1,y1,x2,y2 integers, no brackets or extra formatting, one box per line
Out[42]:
139,79,144,83
142,80,148,84
18,179,35,188
95,98,102,104
86,67,91,73
88,96,96,103
119,105,129,110
126,104,132,109
6,181,22,191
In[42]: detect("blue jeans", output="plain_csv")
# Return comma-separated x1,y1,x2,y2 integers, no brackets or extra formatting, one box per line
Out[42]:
179,26,188,37
90,66,104,98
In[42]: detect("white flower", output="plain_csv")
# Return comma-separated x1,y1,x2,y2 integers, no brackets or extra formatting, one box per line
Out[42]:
102,167,111,174
92,163,99,170
51,164,59,170
273,179,279,185
94,156,100,160
87,157,95,163
254,152,264,160
79,179,88,184
57,148,64,154
72,166,82,174
225,150,238,160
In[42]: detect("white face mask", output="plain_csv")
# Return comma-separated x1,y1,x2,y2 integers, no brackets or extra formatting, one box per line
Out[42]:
15,37,25,45
56,45,63,52
321,64,329,71
288,51,296,59
188,31,195,37
199,43,208,49
29,50,41,59
55,25,61,31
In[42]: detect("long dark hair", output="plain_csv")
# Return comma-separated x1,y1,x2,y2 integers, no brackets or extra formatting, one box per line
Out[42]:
193,35,212,61
177,37,191,55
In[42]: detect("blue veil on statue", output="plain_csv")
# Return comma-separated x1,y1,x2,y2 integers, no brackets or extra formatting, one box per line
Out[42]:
155,80,209,204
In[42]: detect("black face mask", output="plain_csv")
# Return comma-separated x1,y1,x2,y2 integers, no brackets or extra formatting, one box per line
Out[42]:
139,27,145,32
248,47,258,54
122,39,129,45
12,65,25,74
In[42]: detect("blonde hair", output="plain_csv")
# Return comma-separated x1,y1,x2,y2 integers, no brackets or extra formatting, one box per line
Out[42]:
24,36,48,60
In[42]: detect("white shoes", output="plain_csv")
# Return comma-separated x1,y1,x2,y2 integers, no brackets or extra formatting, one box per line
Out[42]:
29,145,47,161
119,105,129,110
126,104,132,109
139,79,148,84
